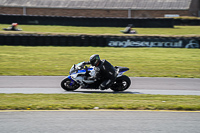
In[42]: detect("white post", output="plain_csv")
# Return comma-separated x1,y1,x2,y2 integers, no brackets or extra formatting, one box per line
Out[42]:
128,8,131,18
23,7,26,15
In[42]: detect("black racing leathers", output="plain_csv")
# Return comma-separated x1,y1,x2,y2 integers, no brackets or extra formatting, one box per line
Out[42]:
93,60,117,90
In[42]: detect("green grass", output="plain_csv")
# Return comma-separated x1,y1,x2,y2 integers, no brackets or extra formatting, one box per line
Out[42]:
173,16,200,19
0,46,199,78
0,24,200,36
0,94,199,111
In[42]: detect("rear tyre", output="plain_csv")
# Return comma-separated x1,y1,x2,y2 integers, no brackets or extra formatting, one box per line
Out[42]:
110,75,131,92
61,78,80,91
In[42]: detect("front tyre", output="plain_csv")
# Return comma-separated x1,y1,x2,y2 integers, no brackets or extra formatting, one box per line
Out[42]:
110,75,131,92
61,78,80,91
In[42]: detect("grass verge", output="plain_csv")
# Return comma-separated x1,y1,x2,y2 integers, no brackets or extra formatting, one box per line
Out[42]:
0,94,200,111
0,46,200,78
0,24,200,36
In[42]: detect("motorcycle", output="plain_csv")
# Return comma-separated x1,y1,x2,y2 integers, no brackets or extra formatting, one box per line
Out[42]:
61,62,131,92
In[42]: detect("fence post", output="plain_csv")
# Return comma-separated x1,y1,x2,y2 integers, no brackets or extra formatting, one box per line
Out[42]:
23,7,27,15
128,8,131,18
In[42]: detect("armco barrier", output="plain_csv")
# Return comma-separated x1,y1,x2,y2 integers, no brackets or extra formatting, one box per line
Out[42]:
0,14,174,28
0,34,199,48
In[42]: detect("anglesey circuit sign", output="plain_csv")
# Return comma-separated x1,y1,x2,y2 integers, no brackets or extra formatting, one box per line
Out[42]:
108,39,199,48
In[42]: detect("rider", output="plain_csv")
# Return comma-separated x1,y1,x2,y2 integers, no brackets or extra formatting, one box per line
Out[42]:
11,23,18,30
84,54,117,90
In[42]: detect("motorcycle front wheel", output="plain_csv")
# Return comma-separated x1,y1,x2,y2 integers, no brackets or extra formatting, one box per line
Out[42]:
110,75,131,92
61,78,80,91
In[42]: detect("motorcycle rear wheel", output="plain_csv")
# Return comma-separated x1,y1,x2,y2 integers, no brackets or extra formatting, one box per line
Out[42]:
61,78,80,91
110,75,131,92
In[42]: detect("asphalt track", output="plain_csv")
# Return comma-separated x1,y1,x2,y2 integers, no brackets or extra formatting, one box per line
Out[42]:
0,110,200,133
1,76,200,133
0,76,200,95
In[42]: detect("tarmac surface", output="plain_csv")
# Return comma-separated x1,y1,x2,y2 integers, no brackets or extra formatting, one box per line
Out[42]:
1,76,200,133
0,76,200,95
0,110,200,133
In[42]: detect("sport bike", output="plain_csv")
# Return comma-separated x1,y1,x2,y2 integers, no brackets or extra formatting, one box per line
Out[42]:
61,62,131,92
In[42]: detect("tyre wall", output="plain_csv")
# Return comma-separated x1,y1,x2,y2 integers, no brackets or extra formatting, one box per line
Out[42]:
1,15,199,27
0,34,199,48
174,19,200,25
0,14,174,28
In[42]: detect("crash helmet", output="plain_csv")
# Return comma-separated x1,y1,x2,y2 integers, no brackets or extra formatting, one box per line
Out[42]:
90,54,101,66
12,23,18,27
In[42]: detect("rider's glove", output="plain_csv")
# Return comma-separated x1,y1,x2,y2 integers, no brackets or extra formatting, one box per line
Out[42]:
83,61,90,65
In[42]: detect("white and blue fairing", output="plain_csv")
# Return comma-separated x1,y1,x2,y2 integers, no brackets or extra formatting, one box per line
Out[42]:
67,62,95,85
